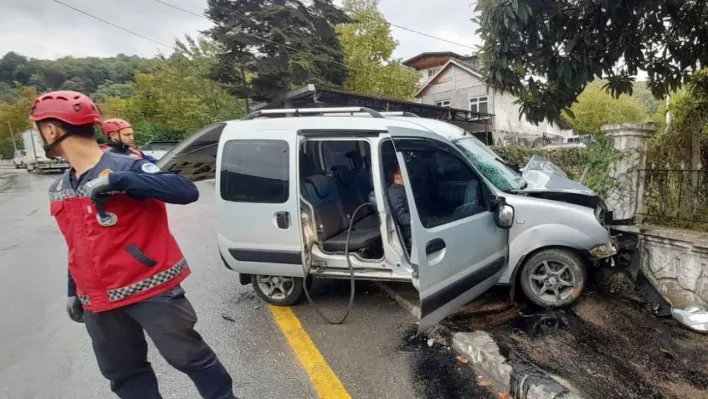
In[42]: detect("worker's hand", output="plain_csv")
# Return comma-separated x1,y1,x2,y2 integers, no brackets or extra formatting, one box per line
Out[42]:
84,175,116,204
66,296,84,323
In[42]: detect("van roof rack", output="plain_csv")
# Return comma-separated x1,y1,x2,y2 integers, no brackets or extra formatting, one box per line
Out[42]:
242,107,384,120
380,111,420,117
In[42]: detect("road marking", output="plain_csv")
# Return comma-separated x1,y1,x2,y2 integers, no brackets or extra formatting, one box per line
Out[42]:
269,305,352,399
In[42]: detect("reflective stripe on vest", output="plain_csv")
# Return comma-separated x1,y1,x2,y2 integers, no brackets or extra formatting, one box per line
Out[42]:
107,258,188,301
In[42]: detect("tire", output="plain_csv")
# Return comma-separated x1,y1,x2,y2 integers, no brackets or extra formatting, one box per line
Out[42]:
250,274,304,306
520,249,586,308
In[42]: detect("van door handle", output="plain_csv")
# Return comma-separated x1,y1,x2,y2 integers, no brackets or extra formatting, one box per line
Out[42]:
275,211,290,229
425,238,446,254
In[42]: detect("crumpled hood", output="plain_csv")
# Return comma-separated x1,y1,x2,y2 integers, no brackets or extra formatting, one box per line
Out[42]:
520,155,596,196
516,155,604,210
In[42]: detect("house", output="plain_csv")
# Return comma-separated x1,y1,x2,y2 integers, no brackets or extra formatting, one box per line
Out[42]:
403,52,573,146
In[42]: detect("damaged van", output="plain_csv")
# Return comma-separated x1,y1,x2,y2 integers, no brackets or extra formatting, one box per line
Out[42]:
158,107,619,331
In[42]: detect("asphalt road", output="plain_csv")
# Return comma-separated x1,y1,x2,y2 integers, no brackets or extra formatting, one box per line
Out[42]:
0,169,493,399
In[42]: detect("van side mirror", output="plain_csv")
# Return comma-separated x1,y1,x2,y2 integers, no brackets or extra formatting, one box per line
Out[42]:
492,197,514,229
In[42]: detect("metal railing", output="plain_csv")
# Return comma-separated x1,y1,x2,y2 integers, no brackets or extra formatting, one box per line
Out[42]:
640,168,708,229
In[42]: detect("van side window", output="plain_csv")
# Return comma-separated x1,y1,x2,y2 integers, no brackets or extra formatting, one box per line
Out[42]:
395,138,486,228
220,140,289,203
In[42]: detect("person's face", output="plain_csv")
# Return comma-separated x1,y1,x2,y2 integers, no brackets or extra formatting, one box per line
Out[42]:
119,128,135,146
110,128,135,145
393,168,404,185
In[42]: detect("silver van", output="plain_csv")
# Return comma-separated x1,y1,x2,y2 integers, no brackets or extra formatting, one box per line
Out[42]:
159,107,618,331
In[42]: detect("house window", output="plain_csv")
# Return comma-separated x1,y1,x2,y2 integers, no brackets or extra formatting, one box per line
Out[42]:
435,100,451,108
469,96,488,114
428,68,439,78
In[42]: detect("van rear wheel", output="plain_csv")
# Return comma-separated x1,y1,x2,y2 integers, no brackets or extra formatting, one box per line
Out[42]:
520,249,586,308
251,274,304,306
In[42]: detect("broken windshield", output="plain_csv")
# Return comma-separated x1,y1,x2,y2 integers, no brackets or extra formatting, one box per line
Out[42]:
453,136,527,192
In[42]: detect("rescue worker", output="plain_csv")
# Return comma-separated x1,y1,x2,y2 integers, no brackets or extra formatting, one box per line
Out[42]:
31,91,237,399
101,118,158,163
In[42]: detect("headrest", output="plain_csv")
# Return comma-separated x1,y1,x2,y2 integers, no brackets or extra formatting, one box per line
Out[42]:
330,165,354,186
345,151,363,169
305,175,331,198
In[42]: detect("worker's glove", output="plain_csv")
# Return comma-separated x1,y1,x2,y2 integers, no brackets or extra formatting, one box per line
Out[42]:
66,296,84,323
84,175,116,204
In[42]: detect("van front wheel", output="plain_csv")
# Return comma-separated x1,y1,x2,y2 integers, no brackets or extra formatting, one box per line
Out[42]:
251,274,304,306
520,249,586,308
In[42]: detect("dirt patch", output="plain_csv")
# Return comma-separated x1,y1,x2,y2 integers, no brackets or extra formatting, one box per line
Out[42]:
444,287,708,399
397,326,496,399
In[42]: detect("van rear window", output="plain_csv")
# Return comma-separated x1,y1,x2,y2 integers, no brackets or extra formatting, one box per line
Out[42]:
220,140,289,203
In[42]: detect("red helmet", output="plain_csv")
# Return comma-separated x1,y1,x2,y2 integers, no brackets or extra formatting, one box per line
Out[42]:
29,91,101,126
102,119,132,135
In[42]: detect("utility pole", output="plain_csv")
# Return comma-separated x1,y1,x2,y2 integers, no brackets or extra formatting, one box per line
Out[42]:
7,121,18,153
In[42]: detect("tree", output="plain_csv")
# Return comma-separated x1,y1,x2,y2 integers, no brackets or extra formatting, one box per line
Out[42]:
0,86,38,152
651,69,708,169
475,0,708,124
206,0,350,102
94,82,135,102
0,51,158,95
564,81,648,134
123,35,245,139
335,0,418,100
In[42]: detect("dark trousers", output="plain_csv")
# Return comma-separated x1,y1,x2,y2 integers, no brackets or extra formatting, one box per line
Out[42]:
84,286,236,399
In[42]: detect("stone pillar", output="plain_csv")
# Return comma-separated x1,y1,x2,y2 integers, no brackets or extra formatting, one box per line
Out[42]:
601,123,657,221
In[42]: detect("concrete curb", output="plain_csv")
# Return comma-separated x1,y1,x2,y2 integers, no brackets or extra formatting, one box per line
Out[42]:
375,282,585,399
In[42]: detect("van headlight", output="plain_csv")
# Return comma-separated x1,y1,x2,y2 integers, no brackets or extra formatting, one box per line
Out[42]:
589,243,617,259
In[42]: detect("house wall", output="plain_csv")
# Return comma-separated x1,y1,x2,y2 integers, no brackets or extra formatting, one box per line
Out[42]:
418,64,572,141
417,66,443,86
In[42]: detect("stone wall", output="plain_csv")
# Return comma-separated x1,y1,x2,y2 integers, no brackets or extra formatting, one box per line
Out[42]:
617,225,708,307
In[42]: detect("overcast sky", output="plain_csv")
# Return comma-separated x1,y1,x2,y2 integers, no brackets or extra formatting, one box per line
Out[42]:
0,0,480,61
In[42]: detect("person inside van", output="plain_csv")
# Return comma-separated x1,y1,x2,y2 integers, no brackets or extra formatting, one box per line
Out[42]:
387,164,412,249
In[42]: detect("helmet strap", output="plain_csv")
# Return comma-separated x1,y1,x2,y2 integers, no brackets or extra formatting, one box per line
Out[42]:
40,129,72,160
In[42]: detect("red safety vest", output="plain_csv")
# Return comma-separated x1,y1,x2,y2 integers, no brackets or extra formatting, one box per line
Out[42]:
100,143,144,159
49,153,190,312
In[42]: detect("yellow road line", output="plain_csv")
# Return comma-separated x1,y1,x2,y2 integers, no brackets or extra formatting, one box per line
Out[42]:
269,305,352,399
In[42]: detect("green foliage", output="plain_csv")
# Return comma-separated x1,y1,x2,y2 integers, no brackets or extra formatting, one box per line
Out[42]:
99,35,245,141
0,139,17,159
0,85,37,140
648,69,708,168
564,81,648,134
336,0,418,100
206,0,350,102
475,0,707,124
494,135,624,198
0,36,241,152
0,51,159,96
93,82,135,102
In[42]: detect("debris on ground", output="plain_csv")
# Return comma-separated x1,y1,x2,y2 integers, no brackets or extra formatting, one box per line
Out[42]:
220,314,236,322
456,355,469,364
671,305,708,333
441,279,708,399
398,326,496,399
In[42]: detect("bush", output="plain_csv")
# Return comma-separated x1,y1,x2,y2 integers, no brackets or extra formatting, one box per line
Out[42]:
493,136,624,198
